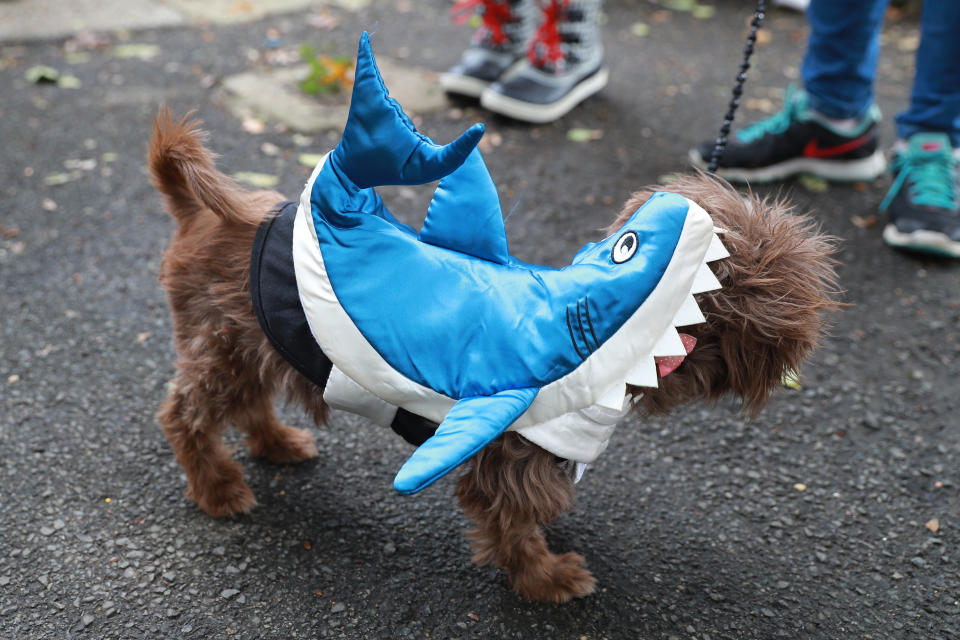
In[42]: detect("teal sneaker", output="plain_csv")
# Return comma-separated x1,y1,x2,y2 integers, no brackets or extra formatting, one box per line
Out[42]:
690,85,887,183
880,133,960,258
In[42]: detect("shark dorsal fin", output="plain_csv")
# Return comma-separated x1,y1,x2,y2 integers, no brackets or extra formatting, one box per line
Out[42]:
420,148,510,264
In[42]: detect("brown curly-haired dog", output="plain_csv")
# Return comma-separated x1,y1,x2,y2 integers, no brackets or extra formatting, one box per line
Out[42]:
149,111,840,603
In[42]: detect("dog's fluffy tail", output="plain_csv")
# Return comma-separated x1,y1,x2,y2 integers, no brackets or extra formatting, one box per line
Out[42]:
148,108,262,226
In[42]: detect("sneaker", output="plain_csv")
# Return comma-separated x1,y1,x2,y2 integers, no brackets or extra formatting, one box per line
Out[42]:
689,85,887,183
440,0,537,98
880,133,960,258
479,0,608,123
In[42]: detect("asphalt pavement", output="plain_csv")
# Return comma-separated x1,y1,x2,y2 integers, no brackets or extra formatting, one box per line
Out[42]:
1,1,959,638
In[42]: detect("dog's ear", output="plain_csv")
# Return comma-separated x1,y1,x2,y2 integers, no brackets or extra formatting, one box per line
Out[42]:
621,172,842,416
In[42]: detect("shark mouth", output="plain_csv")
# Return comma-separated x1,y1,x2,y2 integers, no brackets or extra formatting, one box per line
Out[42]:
593,225,730,408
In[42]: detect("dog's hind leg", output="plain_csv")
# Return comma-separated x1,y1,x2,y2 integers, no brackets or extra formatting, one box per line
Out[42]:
455,433,596,603
235,378,319,465
158,375,258,517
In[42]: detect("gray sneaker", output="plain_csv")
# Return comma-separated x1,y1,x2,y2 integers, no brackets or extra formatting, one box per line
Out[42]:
440,0,537,98
480,0,608,123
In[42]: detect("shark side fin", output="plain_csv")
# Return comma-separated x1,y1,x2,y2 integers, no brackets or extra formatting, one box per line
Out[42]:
331,31,484,189
420,148,510,264
393,387,538,494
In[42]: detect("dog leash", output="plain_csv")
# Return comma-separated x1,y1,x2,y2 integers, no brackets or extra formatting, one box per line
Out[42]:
706,0,769,173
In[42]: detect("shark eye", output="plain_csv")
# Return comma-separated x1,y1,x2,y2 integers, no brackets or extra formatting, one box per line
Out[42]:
612,231,638,264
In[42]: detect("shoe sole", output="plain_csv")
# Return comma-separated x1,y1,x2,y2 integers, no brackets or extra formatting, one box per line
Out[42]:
439,73,491,99
688,148,887,184
882,224,960,258
479,67,610,124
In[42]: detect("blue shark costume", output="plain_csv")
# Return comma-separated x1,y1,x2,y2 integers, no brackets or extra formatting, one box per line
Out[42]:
292,33,729,495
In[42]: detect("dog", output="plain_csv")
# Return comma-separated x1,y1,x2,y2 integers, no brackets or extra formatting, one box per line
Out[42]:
148,104,839,602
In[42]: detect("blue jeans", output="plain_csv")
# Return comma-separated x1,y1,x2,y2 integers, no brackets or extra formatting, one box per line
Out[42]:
802,0,960,146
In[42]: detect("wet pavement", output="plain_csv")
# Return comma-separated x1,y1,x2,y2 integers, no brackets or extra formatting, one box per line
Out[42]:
1,1,958,638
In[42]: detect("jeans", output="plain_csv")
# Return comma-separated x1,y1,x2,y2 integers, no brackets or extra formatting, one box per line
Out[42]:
802,0,960,146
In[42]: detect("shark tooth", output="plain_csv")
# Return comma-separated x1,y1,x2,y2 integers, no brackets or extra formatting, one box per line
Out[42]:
653,327,688,357
596,382,627,410
672,294,706,327
624,356,659,388
704,233,730,262
691,262,722,294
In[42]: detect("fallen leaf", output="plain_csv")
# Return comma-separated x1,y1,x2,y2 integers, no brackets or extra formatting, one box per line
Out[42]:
109,44,160,60
0,225,19,238
292,134,314,147
136,331,152,343
467,613,479,621
64,30,111,52
567,128,603,142
851,215,877,228
233,171,279,188
755,29,773,46
242,117,266,134
298,153,326,167
65,52,92,64
25,65,59,84
656,173,680,185
58,75,82,89
745,97,775,114
64,158,96,171
925,518,939,533
781,369,802,390
101,152,119,163
304,540,312,550
43,172,79,186
631,22,650,37
663,0,696,11
314,590,323,597
798,174,829,193
692,5,715,19
307,11,341,30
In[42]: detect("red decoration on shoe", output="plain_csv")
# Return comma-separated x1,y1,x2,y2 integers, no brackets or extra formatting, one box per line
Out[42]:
452,0,514,46
654,333,697,377
527,0,568,68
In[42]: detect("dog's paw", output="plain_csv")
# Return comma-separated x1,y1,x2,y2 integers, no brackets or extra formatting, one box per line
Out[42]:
187,465,257,517
246,424,319,464
513,551,597,603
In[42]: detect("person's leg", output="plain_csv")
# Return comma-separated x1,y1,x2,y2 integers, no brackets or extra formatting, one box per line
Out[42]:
689,0,889,182
802,0,889,120
894,0,960,146
881,1,960,258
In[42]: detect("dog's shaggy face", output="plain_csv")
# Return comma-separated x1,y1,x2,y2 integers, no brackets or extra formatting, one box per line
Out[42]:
613,173,841,418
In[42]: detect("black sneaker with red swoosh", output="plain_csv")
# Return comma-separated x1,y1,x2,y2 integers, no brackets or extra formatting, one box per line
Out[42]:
689,85,887,184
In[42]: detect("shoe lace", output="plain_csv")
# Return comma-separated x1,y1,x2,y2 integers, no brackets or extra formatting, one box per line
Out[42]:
880,145,958,212
736,85,805,143
451,0,514,46
527,0,568,69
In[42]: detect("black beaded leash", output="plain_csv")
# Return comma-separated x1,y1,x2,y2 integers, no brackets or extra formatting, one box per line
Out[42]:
707,0,769,173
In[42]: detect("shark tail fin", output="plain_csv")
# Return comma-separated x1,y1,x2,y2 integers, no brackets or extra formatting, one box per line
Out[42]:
331,31,484,189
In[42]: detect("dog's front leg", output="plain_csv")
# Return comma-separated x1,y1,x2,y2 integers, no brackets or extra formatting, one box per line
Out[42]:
455,433,596,603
